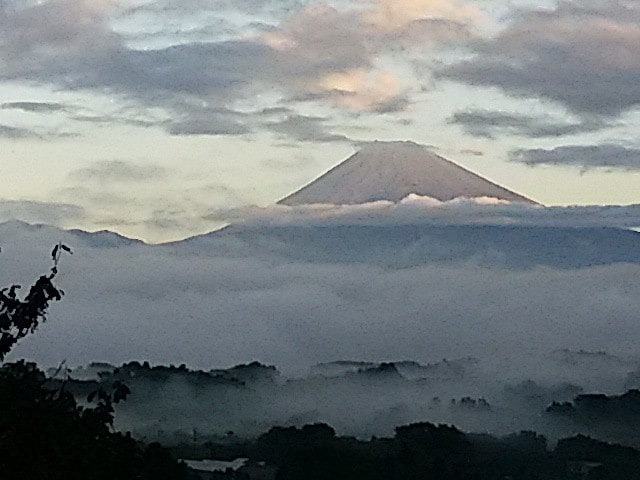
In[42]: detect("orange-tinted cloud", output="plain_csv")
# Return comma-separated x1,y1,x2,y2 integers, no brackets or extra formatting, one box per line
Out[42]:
360,0,484,33
257,0,482,112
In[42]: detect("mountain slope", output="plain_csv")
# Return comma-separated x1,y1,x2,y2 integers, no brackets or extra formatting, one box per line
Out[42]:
181,224,640,269
279,141,536,205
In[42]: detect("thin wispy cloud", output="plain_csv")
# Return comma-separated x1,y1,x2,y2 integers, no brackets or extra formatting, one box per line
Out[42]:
1,102,70,113
510,144,640,171
69,160,168,183
0,124,42,139
0,200,86,225
448,109,605,139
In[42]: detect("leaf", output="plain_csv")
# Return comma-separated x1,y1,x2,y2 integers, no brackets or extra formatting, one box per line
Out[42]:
113,382,131,403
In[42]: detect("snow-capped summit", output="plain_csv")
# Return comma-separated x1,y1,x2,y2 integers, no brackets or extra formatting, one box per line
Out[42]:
279,141,536,205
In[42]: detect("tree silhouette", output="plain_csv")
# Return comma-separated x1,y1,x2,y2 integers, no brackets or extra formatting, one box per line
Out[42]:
0,244,188,479
0,243,71,360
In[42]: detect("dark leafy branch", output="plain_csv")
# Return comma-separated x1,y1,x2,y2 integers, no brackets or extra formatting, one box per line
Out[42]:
0,245,187,479
0,243,72,360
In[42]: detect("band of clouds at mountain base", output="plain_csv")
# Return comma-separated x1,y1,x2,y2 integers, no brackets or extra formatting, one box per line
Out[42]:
448,109,605,139
7,190,640,243
204,196,640,231
439,1,640,120
4,219,640,377
510,144,640,171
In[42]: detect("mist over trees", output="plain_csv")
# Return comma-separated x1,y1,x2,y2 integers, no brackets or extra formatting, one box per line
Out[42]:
0,246,188,480
3,226,640,478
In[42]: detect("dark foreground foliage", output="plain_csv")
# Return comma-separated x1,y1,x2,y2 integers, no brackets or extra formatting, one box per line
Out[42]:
203,423,640,480
0,247,188,480
0,244,71,360
0,361,189,480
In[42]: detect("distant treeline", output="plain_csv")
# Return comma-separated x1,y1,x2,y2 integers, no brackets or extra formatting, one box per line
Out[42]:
0,361,189,480
191,422,640,480
8,358,640,479
50,360,640,448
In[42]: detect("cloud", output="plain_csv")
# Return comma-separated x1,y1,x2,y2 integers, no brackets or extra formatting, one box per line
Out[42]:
54,172,243,242
1,102,69,113
0,0,121,71
264,1,479,112
167,117,252,136
0,124,42,139
361,0,481,29
448,109,604,139
122,0,311,23
70,112,163,128
308,69,410,113
5,187,640,438
440,1,640,118
2,212,640,399
0,1,274,107
361,0,483,45
265,113,354,143
265,4,370,77
0,0,480,130
211,195,640,230
510,144,640,170
0,200,85,225
0,122,74,139
68,160,167,182
460,149,484,156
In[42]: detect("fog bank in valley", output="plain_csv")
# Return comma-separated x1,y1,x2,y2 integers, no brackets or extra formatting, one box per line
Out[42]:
1,201,640,439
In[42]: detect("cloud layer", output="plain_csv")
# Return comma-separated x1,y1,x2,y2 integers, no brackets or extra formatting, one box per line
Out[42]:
510,144,640,170
218,195,640,230
1,202,640,382
448,109,603,139
441,1,640,119
0,0,481,140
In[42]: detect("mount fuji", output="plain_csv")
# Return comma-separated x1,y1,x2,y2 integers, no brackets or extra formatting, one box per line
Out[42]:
176,141,640,269
279,141,536,205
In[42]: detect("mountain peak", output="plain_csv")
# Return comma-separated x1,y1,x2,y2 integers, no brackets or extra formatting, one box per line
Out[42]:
279,141,536,205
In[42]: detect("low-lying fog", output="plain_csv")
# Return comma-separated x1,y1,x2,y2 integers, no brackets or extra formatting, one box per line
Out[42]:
2,200,640,441
54,355,640,447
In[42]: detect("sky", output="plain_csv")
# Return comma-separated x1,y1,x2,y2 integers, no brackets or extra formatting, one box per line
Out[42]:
2,0,640,242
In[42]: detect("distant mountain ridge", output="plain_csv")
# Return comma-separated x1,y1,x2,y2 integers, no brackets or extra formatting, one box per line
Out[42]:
182,224,640,269
279,141,536,206
0,220,144,249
